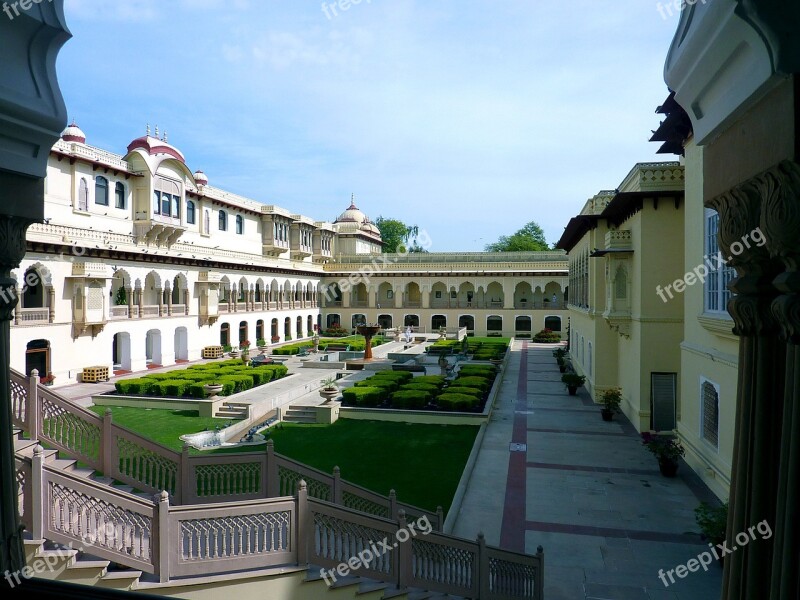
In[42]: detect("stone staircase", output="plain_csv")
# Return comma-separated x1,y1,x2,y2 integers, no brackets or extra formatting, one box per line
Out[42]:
282,404,317,423
213,400,250,419
304,567,466,599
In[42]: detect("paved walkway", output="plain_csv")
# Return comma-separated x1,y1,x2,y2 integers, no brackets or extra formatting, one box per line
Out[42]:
452,340,723,600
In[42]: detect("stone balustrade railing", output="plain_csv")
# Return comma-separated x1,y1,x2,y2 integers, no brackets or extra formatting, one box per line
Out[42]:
11,369,544,596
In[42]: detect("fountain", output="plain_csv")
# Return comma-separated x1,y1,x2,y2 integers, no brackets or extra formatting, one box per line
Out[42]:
356,324,382,361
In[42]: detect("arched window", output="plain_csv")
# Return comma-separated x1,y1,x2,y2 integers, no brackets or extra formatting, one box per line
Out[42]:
701,380,720,447
219,210,228,231
236,214,244,235
161,193,171,217
220,323,230,347
153,191,161,215
615,266,628,300
95,176,109,206
78,178,89,211
115,182,125,209
186,201,196,224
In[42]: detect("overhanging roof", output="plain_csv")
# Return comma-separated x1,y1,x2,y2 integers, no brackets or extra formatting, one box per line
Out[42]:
555,215,599,252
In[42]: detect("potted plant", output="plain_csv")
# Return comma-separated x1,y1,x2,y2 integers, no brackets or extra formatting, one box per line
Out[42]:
641,432,685,477
557,357,567,373
311,333,321,352
256,338,268,353
239,340,251,363
600,387,622,421
552,348,567,360
561,372,585,395
319,376,339,402
39,372,55,386
271,335,280,343
695,501,728,565
203,382,224,398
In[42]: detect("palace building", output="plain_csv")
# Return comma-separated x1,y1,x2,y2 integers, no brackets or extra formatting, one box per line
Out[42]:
12,125,568,384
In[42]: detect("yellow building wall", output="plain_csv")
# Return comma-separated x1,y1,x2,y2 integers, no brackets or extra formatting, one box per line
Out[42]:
677,139,738,501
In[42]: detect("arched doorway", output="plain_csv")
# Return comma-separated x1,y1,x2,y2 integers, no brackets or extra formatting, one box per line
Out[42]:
25,339,50,377
431,315,447,330
145,330,162,366
404,314,419,329
174,327,188,361
284,317,291,339
296,316,303,338
487,315,503,334
378,314,393,329
515,316,532,333
326,314,341,328
239,321,248,345
220,323,230,347
351,314,366,329
307,315,313,336
112,332,132,371
256,319,265,343
545,316,562,332
459,315,475,333
271,318,279,341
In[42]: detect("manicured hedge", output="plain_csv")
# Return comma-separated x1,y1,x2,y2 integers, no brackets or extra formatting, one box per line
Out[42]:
399,383,440,394
457,365,497,377
452,376,491,392
411,375,447,388
354,379,398,393
391,390,429,409
114,378,156,395
370,371,413,383
148,380,190,397
342,386,383,407
443,386,483,399
220,374,254,393
437,393,479,411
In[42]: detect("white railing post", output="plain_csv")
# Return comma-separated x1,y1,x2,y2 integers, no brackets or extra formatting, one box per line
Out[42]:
31,445,44,541
180,443,191,504
536,545,544,599
389,489,397,520
102,409,114,476
157,490,170,583
27,369,40,438
266,440,279,497
296,480,308,566
332,466,342,504
396,509,410,591
477,532,488,599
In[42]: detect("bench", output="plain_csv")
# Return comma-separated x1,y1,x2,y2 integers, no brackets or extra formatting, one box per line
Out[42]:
249,355,275,367
392,364,427,374
325,344,350,352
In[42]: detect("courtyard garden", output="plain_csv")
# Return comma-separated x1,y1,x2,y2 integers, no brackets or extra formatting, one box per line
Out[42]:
342,363,500,412
425,337,510,361
271,334,387,355
268,419,478,512
112,360,289,398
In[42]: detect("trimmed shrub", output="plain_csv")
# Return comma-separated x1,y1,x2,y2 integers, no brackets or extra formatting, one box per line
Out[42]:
457,365,497,376
443,386,483,399
399,383,439,394
437,393,479,412
220,374,254,394
148,380,190,397
187,383,209,398
211,379,236,396
257,364,288,380
391,390,429,409
411,375,447,388
452,376,490,392
370,371,413,383
143,372,178,381
342,386,383,407
178,372,217,383
114,378,156,395
355,379,398,393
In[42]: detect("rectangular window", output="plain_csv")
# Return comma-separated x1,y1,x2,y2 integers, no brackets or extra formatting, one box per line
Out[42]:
153,191,161,215
704,210,735,315
701,379,720,448
162,193,171,217
172,196,180,219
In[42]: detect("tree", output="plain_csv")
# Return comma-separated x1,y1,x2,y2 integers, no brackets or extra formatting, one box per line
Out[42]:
484,221,549,252
375,217,428,253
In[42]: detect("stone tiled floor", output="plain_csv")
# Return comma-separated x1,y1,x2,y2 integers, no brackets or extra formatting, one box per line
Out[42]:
452,340,723,600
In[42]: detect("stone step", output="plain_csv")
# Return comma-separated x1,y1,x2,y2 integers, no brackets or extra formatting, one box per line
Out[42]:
215,409,247,418
96,569,143,590
283,415,316,423
223,401,250,409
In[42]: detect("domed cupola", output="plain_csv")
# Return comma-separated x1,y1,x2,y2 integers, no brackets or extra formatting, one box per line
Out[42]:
193,170,208,186
126,125,186,164
61,121,86,144
335,194,368,224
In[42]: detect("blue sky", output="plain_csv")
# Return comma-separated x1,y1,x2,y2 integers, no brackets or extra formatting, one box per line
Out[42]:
59,0,681,251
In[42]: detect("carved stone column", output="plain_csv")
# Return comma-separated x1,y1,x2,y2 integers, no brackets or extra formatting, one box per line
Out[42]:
126,286,133,318
0,215,35,576
759,160,800,600
707,166,785,600
47,286,55,323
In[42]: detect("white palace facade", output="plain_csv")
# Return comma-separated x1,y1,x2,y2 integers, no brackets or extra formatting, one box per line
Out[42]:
11,124,568,385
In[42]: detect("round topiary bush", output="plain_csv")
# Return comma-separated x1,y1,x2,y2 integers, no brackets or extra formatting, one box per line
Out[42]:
391,390,430,409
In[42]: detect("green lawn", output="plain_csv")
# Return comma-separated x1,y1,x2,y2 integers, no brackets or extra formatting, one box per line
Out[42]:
88,406,248,455
468,336,510,345
269,420,478,513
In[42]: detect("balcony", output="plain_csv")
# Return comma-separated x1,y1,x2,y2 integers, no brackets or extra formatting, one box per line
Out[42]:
133,213,186,247
109,306,129,320
140,305,160,318
16,307,49,325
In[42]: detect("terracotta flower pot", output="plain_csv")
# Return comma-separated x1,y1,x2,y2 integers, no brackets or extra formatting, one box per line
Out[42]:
658,459,679,477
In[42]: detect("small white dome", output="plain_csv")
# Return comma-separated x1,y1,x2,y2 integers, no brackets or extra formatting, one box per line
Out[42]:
335,196,367,224
61,122,86,144
194,170,208,186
